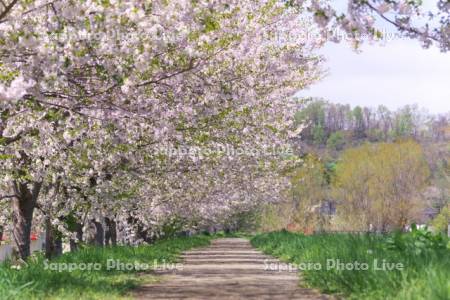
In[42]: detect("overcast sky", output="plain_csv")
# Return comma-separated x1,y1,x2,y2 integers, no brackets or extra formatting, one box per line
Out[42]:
299,3,450,115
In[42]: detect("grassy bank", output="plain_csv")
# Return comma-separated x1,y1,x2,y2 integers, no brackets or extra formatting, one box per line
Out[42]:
0,235,212,300
251,230,450,300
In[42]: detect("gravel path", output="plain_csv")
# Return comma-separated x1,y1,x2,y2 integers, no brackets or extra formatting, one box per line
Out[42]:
134,238,330,299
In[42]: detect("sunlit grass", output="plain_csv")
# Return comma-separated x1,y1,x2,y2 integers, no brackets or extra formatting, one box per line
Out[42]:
251,230,450,299
0,235,212,300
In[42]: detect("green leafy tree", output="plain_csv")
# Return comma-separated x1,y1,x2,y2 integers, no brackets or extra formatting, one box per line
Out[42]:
352,106,366,139
430,206,450,234
333,140,430,231
295,100,327,145
327,131,346,151
291,154,328,232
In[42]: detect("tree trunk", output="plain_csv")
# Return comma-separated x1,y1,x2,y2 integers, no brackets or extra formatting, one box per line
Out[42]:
45,218,63,258
0,225,3,244
88,220,104,247
224,226,231,234
105,217,117,246
206,226,214,235
11,181,41,260
127,216,152,244
69,222,83,252
137,223,153,243
55,238,62,256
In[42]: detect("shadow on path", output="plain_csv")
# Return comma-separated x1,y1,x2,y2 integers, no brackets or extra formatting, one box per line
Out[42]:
133,238,331,300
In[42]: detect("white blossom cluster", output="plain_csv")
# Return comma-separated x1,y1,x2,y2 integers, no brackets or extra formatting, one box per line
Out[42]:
0,0,446,251
0,0,319,246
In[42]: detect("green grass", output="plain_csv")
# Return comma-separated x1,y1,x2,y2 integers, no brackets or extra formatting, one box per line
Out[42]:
0,235,212,300
251,230,450,300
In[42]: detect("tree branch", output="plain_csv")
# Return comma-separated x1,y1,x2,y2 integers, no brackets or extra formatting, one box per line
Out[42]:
0,0,19,22
363,1,440,43
0,132,23,145
136,59,196,87
0,194,15,201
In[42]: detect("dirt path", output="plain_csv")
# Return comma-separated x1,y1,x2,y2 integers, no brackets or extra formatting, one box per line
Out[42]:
134,238,330,300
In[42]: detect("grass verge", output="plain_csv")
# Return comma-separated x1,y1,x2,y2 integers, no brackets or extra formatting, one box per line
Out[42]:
0,235,212,299
251,230,450,300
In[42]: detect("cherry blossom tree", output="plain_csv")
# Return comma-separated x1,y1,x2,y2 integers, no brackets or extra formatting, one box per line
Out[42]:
306,0,449,51
1,0,447,259
0,0,321,259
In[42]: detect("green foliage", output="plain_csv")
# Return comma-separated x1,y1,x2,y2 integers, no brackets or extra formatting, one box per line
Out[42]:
202,15,220,32
366,128,383,142
326,131,346,151
295,100,327,145
223,210,260,232
0,64,19,82
0,154,15,160
251,231,450,299
384,225,449,255
393,106,415,139
312,125,326,145
160,217,187,239
290,154,328,231
63,213,80,233
430,207,450,234
333,140,430,231
293,100,445,152
0,235,212,300
352,106,365,138
257,204,288,232
43,109,65,123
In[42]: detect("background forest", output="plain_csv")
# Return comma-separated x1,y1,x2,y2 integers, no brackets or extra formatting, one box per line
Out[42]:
259,99,450,234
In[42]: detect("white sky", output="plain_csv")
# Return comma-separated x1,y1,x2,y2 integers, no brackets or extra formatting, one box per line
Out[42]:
299,2,450,115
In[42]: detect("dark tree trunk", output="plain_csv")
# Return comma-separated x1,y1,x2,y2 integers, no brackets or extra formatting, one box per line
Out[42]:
0,225,3,244
127,216,153,244
105,217,117,246
94,221,104,246
137,223,153,243
69,239,76,252
205,226,216,235
11,181,41,260
224,226,231,234
88,220,104,247
69,222,83,252
45,218,53,258
45,217,63,258
55,238,62,256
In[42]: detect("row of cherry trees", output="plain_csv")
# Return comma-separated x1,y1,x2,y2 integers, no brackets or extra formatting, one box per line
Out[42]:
0,0,323,259
0,0,448,259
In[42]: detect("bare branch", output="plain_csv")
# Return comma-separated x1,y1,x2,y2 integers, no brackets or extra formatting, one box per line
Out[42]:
0,194,15,201
0,0,19,22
